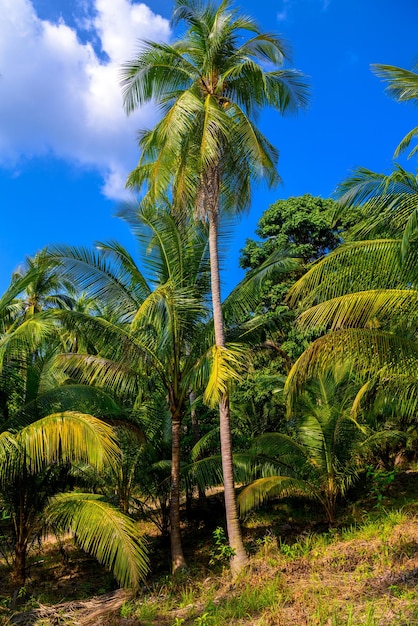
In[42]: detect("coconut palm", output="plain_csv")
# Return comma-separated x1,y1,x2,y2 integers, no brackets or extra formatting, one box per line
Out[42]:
48,206,216,571
11,249,75,317
120,0,308,573
0,335,149,589
284,54,418,382
284,164,418,428
0,271,149,589
50,202,293,571
238,369,363,524
283,58,418,455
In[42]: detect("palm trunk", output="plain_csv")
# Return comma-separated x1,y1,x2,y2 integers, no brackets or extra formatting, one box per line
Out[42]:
207,207,248,575
11,478,29,588
11,540,27,588
190,390,206,504
170,415,187,571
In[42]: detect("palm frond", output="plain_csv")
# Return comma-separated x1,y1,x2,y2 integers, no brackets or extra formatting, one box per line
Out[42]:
57,353,141,399
394,126,418,159
285,329,418,399
238,475,312,516
223,247,300,325
16,412,119,474
298,289,418,330
334,166,418,251
45,493,148,588
287,239,415,308
372,63,418,103
202,343,247,407
190,426,220,461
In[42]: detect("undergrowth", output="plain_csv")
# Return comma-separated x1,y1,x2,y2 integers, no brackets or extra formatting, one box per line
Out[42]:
1,472,418,625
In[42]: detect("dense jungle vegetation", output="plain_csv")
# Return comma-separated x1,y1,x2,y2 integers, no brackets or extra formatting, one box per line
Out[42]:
1,1,418,624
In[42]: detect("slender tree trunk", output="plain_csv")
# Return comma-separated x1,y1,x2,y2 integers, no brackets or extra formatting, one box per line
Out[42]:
190,390,206,504
11,476,30,589
12,481,29,588
190,391,200,447
170,415,187,571
207,206,248,575
11,540,27,588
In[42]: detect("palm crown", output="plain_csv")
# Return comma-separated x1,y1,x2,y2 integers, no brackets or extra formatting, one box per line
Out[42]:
121,0,309,215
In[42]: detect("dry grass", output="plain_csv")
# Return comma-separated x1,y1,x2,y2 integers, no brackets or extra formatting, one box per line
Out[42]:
2,474,418,625
12,512,414,626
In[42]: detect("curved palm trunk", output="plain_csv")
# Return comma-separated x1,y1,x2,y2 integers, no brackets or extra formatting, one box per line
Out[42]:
170,415,187,571
207,207,248,575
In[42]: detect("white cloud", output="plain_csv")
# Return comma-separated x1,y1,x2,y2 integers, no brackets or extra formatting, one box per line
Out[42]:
277,0,291,22
277,0,331,22
0,0,171,199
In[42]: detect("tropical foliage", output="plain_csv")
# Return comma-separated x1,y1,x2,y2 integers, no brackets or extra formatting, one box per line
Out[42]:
2,2,418,613
238,368,364,523
372,62,418,159
121,0,308,573
0,272,149,588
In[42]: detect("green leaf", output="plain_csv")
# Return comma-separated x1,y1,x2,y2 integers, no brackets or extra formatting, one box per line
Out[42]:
46,493,149,588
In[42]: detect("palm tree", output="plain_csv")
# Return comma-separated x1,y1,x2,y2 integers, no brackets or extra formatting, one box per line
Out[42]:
0,271,148,589
284,165,418,424
51,203,291,571
238,369,363,524
0,326,148,589
120,0,308,573
283,58,418,455
11,249,75,317
49,206,215,571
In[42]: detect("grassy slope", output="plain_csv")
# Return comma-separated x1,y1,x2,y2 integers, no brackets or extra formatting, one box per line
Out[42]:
2,471,418,625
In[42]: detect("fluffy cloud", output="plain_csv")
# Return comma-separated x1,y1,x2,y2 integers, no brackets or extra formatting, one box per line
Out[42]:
0,0,171,198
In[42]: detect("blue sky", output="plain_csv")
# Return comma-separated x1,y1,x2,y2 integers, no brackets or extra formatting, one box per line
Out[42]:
0,0,416,296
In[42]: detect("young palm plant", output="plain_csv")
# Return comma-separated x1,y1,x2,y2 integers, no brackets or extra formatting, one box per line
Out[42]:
120,0,309,573
0,273,149,590
1,411,148,589
238,369,363,524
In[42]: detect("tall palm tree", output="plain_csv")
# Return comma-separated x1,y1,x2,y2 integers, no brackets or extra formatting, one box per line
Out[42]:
120,0,308,573
51,204,291,572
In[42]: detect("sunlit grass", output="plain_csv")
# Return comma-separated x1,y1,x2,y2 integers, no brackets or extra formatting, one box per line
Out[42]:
2,476,418,626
